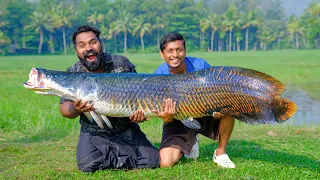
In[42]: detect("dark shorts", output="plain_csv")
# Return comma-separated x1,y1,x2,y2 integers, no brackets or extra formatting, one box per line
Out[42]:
160,116,220,154
77,125,160,172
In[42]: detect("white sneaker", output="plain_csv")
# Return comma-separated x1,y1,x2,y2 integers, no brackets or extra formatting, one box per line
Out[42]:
184,135,200,159
213,149,236,168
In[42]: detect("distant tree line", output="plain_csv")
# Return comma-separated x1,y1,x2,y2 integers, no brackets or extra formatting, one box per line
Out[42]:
0,0,320,55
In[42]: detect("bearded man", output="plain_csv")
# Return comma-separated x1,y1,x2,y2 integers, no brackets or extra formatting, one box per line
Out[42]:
59,25,159,172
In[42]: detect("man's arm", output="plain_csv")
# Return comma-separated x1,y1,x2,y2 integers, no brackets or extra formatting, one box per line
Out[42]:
60,99,95,119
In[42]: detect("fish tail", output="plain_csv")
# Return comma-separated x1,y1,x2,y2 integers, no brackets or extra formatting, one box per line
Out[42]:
272,97,297,123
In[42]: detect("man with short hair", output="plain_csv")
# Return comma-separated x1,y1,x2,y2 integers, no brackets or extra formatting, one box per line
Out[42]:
153,32,236,168
60,25,159,172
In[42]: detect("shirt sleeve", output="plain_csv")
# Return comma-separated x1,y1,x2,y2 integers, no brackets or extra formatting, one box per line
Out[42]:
154,63,170,74
124,57,137,73
154,67,162,74
203,60,212,69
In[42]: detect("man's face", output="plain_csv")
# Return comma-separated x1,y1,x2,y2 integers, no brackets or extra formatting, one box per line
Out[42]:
160,40,186,68
75,31,104,72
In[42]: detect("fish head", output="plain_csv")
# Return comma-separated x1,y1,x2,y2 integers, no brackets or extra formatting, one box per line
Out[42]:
23,68,76,97
24,67,98,101
24,67,54,93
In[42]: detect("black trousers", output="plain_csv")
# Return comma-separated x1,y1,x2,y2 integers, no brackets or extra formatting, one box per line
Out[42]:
76,125,160,172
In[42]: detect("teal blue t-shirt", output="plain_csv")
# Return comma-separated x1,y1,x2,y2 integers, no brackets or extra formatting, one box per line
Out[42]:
154,56,211,74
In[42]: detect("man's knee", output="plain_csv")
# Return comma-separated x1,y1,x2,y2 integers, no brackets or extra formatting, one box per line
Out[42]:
77,156,103,173
159,147,182,168
160,160,176,168
78,162,101,173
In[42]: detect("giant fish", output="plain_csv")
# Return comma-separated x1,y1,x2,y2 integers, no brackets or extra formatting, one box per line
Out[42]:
23,66,297,129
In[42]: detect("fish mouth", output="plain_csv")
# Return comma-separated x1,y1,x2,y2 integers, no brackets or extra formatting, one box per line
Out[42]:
23,67,51,91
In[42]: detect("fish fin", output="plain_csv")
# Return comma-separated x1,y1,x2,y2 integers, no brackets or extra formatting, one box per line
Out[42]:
241,67,286,95
101,115,113,129
243,109,276,124
180,117,201,130
89,111,104,129
83,112,95,123
272,97,297,123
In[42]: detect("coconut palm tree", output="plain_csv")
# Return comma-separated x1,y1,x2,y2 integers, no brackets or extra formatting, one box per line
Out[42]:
115,11,132,53
26,11,53,54
307,2,320,48
222,5,240,52
199,19,208,50
108,22,120,53
152,17,165,50
218,30,227,52
200,13,219,51
241,10,262,51
235,31,243,51
307,2,320,16
0,30,10,55
87,11,104,26
288,16,305,49
52,3,77,54
99,25,112,52
257,24,275,51
131,15,152,52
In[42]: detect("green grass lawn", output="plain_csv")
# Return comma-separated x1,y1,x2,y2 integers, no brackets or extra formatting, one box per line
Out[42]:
0,50,319,179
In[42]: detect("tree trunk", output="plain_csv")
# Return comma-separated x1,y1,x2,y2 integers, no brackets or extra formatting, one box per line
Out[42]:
233,32,235,51
295,33,299,49
103,39,106,52
124,31,127,53
199,32,202,49
229,31,232,52
49,34,55,54
23,29,26,48
237,40,240,51
38,28,43,54
315,38,318,49
114,33,117,53
226,36,228,51
140,34,144,52
290,34,294,48
157,27,160,50
211,30,215,51
277,38,281,49
63,26,67,54
200,32,202,50
245,28,249,51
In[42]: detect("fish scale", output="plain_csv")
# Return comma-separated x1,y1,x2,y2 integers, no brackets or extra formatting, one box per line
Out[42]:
24,66,297,129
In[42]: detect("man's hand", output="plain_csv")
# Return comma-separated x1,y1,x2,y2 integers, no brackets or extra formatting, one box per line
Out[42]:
73,99,95,112
152,98,176,123
130,109,149,123
212,112,225,119
60,99,95,119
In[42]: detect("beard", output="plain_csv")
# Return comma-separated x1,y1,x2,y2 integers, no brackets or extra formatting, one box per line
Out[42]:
78,47,104,72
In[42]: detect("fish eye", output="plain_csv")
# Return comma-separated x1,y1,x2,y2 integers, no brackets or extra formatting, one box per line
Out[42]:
46,74,52,78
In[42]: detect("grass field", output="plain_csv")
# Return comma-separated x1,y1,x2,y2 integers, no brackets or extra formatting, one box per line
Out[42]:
0,50,319,179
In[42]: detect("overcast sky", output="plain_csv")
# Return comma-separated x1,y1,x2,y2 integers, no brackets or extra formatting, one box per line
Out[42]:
25,0,320,17
283,0,320,16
